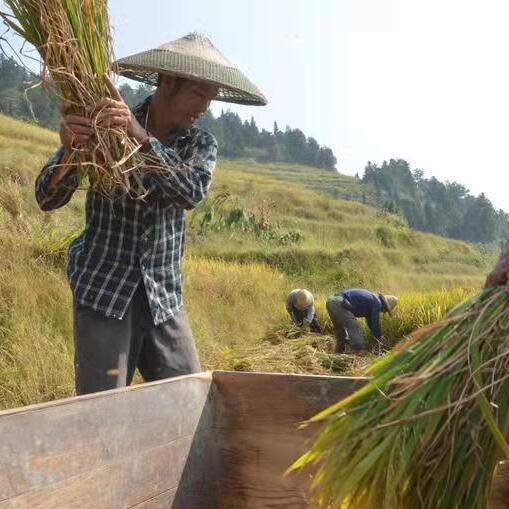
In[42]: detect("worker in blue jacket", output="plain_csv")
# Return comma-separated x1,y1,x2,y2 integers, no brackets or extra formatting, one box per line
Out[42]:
326,288,398,353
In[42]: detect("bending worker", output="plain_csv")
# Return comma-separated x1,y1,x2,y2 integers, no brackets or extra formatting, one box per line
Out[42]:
326,288,398,353
286,289,323,333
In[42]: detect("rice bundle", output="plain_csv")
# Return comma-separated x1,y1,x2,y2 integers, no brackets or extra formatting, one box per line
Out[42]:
1,0,146,196
291,255,509,508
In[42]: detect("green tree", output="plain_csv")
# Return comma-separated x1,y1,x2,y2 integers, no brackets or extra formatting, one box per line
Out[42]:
461,194,498,243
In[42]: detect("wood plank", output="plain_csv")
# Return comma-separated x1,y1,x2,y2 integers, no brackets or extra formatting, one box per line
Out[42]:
212,371,367,508
131,479,220,509
0,374,215,504
212,371,367,432
128,487,178,509
211,372,509,508
0,430,218,509
0,372,213,419
128,488,178,509
217,431,312,508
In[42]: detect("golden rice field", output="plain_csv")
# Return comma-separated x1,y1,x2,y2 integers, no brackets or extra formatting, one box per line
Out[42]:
0,114,496,409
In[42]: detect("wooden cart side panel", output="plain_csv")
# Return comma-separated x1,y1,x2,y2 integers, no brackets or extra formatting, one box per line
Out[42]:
211,371,367,508
0,430,218,509
0,374,217,508
212,371,367,432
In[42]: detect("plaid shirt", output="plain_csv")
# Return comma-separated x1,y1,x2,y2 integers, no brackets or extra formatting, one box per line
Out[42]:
35,96,217,325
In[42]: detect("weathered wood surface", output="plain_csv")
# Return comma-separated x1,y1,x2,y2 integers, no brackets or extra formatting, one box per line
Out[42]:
212,371,367,508
3,369,506,508
212,371,509,509
0,370,367,509
0,373,218,508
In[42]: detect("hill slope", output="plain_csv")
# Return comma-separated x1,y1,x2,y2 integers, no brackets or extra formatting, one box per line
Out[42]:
194,159,491,291
0,114,494,409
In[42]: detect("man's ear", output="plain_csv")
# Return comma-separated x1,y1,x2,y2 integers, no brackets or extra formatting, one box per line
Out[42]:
157,75,172,94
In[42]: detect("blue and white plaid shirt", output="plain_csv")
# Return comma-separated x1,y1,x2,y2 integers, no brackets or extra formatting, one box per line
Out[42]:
35,96,217,325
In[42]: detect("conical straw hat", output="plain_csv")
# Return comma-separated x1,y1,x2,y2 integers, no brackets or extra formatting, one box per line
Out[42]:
380,294,398,316
114,32,267,106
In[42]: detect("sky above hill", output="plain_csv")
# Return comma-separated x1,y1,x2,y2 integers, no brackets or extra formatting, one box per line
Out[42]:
1,0,508,211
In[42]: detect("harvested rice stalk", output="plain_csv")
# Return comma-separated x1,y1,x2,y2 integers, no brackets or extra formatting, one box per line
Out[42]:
290,245,509,509
1,0,146,196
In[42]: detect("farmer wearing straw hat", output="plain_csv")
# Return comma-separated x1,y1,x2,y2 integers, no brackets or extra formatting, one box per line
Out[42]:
326,288,398,353
34,32,266,395
285,289,323,333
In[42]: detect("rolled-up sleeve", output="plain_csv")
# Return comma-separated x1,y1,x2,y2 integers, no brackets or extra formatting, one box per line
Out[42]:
35,146,79,211
143,131,217,209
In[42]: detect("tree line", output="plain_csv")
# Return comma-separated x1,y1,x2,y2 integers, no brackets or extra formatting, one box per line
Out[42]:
363,159,509,244
0,55,337,169
197,111,337,169
1,55,506,243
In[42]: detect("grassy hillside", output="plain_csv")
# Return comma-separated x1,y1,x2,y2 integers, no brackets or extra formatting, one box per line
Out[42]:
0,114,495,409
199,160,489,294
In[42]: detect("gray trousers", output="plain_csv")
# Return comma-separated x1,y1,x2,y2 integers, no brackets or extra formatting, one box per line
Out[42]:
326,296,365,353
73,283,200,395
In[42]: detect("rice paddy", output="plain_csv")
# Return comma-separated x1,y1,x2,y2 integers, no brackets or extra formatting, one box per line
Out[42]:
0,113,495,411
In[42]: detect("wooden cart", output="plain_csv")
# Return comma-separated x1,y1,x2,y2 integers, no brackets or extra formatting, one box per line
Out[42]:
1,371,507,508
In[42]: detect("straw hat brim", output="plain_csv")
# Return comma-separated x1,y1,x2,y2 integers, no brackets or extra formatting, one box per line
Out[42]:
114,49,267,106
380,294,397,316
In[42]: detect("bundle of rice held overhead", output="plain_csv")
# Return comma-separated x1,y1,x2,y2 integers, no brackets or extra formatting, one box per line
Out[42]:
291,249,509,508
1,0,147,196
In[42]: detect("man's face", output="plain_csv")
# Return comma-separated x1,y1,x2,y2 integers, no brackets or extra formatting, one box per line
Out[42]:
162,77,219,128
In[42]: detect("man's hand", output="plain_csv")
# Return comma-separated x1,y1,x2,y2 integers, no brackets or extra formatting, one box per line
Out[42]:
485,253,509,288
50,103,93,188
52,78,150,188
97,75,149,144
59,102,94,154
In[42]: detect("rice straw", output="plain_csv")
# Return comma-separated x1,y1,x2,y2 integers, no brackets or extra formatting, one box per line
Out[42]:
1,0,151,197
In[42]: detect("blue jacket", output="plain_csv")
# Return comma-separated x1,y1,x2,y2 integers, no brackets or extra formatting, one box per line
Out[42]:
336,288,384,339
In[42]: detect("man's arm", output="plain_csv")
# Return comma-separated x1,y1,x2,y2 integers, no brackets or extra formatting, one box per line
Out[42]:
142,132,218,209
366,300,382,339
35,146,79,211
35,102,98,211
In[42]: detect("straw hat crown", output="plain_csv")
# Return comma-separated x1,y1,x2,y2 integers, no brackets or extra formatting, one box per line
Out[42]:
114,32,267,106
381,294,398,314
295,289,314,311
158,32,232,67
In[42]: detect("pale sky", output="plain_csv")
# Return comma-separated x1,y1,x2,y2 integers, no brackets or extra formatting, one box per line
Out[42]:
2,0,508,210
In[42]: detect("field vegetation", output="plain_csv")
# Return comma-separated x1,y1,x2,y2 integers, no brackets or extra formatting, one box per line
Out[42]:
0,114,495,409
